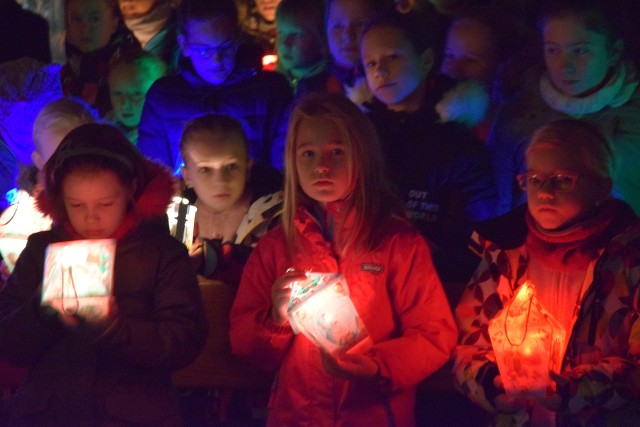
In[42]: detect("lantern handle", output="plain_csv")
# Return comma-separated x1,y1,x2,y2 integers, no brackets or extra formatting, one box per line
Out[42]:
504,284,534,346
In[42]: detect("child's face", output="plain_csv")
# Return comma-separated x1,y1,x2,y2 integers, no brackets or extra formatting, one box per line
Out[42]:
179,18,238,85
327,0,375,70
181,131,251,214
66,0,119,53
276,18,324,77
118,0,157,20
295,117,351,210
543,17,620,97
108,64,154,129
63,169,131,239
525,143,608,231
361,25,431,112
441,19,497,86
256,0,282,22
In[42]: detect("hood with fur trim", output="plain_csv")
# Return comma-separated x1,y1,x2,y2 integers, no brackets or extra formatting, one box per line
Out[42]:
36,160,176,240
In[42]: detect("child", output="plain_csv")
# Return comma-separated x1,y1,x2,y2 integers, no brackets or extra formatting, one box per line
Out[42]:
487,0,640,215
138,0,292,173
229,93,457,426
324,0,384,106
360,12,498,282
454,119,640,426
118,0,181,72
180,113,283,285
274,0,329,97
176,113,283,425
0,57,62,207
61,0,141,117
238,0,282,57
0,123,207,425
107,49,167,146
0,97,99,275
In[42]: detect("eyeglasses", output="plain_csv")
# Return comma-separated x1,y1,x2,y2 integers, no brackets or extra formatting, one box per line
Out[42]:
516,172,578,192
187,39,238,59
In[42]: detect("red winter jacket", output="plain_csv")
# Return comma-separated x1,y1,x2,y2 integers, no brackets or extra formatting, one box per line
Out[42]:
230,204,457,426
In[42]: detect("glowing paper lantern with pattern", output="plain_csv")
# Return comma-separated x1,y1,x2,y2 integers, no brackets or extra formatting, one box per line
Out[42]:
287,272,372,355
41,239,116,319
488,281,566,398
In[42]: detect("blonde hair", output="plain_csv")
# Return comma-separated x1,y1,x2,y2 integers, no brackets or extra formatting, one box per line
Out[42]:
528,119,612,179
283,93,404,255
32,97,98,155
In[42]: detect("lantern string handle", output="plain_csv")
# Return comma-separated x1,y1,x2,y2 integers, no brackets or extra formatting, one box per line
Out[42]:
61,265,79,316
504,285,533,346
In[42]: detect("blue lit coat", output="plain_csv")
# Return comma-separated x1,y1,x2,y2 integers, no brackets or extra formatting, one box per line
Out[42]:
138,58,292,173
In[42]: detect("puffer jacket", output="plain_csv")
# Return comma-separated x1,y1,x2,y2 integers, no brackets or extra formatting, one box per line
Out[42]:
364,75,499,282
454,202,640,426
0,162,207,426
488,60,640,215
230,204,457,427
138,55,292,173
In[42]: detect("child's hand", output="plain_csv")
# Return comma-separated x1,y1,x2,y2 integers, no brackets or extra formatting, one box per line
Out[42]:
493,375,529,413
320,350,379,380
270,269,306,325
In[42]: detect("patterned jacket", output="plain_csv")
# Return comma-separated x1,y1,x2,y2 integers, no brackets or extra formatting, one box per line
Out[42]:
453,204,640,426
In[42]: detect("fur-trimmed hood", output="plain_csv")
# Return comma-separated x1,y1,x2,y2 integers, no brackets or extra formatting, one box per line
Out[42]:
36,160,176,240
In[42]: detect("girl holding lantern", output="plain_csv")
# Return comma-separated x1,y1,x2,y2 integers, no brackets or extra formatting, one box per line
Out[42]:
454,119,640,426
229,93,457,426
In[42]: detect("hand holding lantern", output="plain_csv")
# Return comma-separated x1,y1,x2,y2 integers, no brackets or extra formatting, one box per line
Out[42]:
320,349,379,380
271,269,307,325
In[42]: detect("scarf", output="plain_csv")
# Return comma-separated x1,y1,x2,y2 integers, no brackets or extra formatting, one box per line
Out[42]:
539,60,639,117
525,199,628,271
124,1,173,48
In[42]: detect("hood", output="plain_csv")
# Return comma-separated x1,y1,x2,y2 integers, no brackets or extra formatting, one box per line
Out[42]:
36,160,176,240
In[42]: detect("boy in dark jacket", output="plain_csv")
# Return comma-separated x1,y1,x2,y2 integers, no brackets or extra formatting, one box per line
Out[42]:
138,0,292,174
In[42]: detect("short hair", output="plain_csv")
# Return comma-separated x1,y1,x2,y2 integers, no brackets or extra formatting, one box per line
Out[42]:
528,119,612,179
180,113,249,159
283,93,404,254
537,0,623,46
108,49,167,83
32,97,99,154
176,0,239,37
362,10,435,54
276,0,326,44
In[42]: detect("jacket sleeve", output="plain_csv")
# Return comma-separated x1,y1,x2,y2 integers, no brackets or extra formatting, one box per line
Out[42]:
138,82,176,172
368,231,458,391
229,233,294,373
453,254,509,414
0,235,65,365
554,243,640,416
97,241,208,371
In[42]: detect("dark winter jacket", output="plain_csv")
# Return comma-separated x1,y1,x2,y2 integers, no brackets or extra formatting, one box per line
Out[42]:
138,55,292,173
364,76,499,282
0,163,207,425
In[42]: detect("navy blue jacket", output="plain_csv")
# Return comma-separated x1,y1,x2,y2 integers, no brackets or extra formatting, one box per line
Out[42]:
365,77,499,282
138,59,292,173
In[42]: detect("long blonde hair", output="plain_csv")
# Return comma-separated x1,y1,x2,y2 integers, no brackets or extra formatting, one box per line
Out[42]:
283,93,404,254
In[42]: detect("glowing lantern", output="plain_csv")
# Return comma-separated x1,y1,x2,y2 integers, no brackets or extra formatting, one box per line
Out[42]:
488,281,566,398
0,190,52,272
167,196,197,250
287,272,372,355
41,239,116,319
262,54,278,71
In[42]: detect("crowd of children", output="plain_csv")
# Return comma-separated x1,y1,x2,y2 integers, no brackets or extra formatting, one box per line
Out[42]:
1,0,639,425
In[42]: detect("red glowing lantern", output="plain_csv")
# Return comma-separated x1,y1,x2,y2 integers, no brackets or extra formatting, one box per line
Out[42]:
488,281,566,398
287,272,372,355
41,239,116,319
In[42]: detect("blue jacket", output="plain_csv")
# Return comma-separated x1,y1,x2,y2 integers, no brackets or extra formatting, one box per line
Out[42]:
138,59,293,173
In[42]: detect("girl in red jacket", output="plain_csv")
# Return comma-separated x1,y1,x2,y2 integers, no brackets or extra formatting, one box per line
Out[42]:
230,93,457,426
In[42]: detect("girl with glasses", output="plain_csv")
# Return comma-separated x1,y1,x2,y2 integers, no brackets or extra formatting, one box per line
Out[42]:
454,119,640,426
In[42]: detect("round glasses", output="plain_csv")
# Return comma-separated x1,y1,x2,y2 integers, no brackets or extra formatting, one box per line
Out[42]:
188,39,238,59
516,173,578,193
